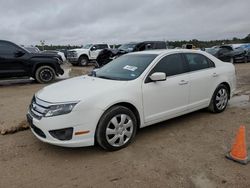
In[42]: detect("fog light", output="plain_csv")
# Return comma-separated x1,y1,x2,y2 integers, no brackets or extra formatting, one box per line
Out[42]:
49,127,73,141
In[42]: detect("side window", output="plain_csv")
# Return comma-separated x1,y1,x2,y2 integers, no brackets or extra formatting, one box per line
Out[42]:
0,42,17,54
96,44,108,50
219,48,230,54
184,53,213,71
152,54,187,77
155,42,166,49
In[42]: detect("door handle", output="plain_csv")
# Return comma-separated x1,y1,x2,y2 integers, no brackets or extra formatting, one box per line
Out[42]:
179,80,189,85
212,73,218,77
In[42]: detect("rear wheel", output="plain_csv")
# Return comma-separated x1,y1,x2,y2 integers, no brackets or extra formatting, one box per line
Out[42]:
208,84,229,113
96,106,137,151
35,65,56,83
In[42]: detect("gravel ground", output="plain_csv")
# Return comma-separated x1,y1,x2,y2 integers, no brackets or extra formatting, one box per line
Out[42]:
0,63,250,188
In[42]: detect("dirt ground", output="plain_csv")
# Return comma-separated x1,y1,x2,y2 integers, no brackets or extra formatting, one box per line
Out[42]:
0,63,250,188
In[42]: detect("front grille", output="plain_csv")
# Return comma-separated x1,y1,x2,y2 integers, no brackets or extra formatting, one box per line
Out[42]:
67,51,77,58
30,96,51,120
27,114,46,138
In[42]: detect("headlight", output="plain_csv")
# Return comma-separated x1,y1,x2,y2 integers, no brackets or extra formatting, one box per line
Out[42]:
45,102,78,117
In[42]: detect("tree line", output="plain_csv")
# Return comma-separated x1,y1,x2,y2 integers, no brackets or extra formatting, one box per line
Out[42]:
36,34,250,50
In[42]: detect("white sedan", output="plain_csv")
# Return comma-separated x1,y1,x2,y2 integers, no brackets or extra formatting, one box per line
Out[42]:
27,49,236,151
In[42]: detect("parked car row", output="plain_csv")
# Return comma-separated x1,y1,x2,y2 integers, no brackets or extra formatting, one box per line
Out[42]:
67,41,167,67
205,44,249,63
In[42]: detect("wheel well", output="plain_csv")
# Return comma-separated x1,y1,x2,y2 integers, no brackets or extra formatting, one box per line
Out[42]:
79,54,89,60
220,82,231,98
108,102,141,129
33,64,56,76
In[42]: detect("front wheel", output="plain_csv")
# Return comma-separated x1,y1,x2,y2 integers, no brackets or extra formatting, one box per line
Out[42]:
96,106,137,151
78,56,89,66
208,84,229,113
35,66,56,83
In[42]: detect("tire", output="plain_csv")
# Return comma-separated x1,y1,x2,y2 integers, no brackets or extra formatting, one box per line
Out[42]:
208,84,229,113
230,57,234,64
35,65,56,84
244,56,248,63
96,106,137,151
78,56,89,66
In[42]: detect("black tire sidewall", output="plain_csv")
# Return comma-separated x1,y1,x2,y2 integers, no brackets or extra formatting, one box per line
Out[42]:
212,85,229,113
78,56,89,66
35,66,55,83
96,106,137,151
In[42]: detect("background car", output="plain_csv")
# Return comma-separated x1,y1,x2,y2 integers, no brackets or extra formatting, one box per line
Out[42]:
0,40,64,83
206,45,247,63
236,43,250,62
67,44,110,66
27,49,236,151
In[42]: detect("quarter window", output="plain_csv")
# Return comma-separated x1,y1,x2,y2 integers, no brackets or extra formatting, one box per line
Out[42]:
151,54,187,77
184,53,214,71
96,44,108,50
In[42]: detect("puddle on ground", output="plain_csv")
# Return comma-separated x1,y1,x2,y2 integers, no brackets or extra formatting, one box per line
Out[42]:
229,95,250,108
58,65,94,80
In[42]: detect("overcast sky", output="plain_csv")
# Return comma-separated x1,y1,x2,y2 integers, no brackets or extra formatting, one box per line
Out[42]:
0,0,249,45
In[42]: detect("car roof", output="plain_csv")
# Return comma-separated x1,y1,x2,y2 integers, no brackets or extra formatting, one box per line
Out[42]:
129,49,204,56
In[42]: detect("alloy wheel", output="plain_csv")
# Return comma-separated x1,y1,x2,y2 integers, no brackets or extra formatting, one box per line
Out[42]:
215,88,228,110
105,114,134,147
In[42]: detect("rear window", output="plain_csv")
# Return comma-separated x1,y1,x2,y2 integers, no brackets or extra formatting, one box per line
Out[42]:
184,53,215,71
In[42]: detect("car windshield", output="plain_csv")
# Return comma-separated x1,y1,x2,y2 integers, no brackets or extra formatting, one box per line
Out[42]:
118,43,137,51
82,44,93,49
95,54,157,81
206,48,219,55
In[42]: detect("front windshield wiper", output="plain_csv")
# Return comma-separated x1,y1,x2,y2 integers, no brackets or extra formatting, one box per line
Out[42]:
96,76,113,80
96,75,126,81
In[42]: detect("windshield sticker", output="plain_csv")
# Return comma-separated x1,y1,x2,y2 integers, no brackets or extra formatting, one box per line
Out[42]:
123,65,138,71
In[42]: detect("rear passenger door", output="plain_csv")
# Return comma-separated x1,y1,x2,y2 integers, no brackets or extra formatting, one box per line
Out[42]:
0,42,27,78
142,53,189,123
183,53,217,109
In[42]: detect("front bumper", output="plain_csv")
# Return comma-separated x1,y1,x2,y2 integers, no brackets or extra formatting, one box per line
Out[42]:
27,108,103,147
234,56,245,63
67,57,78,63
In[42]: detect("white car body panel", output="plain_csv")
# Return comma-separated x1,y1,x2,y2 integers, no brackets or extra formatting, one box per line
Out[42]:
57,51,66,62
68,44,110,61
29,49,236,147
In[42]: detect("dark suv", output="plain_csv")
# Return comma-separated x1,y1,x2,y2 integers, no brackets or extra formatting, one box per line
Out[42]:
96,41,166,67
0,40,64,83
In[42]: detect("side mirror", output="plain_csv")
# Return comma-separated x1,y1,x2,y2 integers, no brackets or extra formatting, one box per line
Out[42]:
91,46,97,51
15,50,25,57
149,72,166,82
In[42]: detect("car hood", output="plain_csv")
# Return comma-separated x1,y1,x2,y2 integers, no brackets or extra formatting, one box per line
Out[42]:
36,76,127,103
30,52,60,59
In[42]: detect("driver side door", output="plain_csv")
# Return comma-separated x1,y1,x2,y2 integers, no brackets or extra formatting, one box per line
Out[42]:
142,53,190,124
0,42,27,78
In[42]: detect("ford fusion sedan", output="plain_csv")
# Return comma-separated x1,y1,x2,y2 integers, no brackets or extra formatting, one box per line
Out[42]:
27,49,236,151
